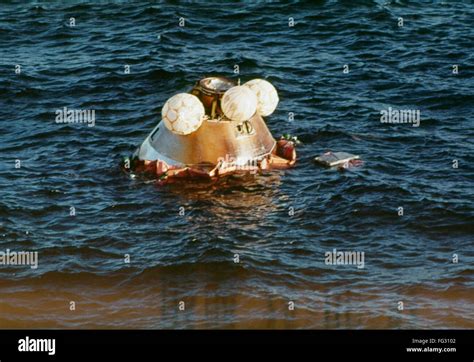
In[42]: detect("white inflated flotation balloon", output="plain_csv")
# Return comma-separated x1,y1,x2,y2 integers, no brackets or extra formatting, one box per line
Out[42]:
244,79,279,117
162,93,205,135
221,86,257,122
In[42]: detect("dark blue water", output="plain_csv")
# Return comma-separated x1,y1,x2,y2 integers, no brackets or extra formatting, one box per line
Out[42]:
0,1,473,328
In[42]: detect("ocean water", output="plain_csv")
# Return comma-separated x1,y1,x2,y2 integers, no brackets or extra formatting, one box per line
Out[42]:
0,1,473,329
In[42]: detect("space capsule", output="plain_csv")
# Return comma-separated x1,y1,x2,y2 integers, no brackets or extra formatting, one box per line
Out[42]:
126,77,296,182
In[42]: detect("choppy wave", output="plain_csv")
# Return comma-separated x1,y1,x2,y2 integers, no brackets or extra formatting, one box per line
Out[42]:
0,1,473,328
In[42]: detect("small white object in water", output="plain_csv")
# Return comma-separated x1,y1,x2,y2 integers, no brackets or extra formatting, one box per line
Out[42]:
314,151,360,167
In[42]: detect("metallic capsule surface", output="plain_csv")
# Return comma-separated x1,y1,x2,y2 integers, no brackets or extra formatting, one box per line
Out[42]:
140,113,276,166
